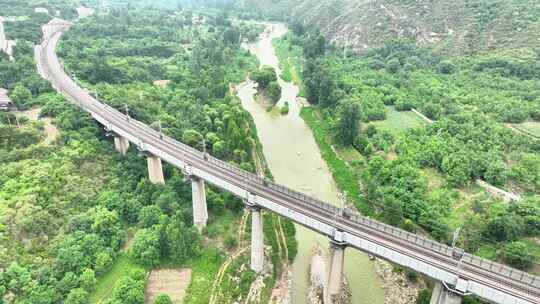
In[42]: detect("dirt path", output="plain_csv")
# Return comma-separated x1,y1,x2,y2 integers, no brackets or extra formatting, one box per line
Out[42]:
208,247,249,304
277,216,289,262
252,146,265,178
273,218,284,261
507,123,539,140
15,107,59,145
238,210,249,248
208,212,250,304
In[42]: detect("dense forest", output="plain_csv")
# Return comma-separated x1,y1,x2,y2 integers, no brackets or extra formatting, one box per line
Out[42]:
1,2,295,304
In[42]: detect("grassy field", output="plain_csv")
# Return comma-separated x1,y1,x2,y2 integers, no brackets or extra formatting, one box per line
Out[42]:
90,254,146,304
182,249,224,304
371,106,426,135
512,121,540,138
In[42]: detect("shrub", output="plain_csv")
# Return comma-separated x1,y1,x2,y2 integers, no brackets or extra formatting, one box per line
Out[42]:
395,99,414,111
111,277,145,304
154,294,173,304
438,60,456,74
129,228,161,267
406,269,418,282
280,102,289,115
266,81,282,104
402,219,416,232
65,288,89,304
224,235,238,249
365,124,378,138
80,268,97,292
416,289,431,304
499,241,535,270
251,66,277,89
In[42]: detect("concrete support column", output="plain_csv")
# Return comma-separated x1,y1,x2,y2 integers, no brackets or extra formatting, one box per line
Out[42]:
327,241,346,303
146,155,165,185
113,136,130,155
430,282,462,304
250,206,264,273
191,177,208,232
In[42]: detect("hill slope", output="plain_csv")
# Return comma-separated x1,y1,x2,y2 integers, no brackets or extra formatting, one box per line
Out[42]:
240,0,540,55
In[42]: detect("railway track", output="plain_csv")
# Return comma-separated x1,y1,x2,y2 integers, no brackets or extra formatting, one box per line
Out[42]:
40,26,540,304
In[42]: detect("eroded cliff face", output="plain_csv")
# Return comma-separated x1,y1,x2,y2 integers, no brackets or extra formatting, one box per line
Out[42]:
241,0,540,55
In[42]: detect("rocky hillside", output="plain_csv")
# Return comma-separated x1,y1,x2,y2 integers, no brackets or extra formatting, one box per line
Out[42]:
239,0,540,55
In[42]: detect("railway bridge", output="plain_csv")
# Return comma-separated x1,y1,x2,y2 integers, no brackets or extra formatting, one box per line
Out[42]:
39,24,540,304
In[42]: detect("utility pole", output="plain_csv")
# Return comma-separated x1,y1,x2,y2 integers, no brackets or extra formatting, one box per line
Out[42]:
124,103,130,121
339,191,347,216
452,227,461,248
158,120,163,139
202,136,206,154
333,192,346,228
452,227,464,269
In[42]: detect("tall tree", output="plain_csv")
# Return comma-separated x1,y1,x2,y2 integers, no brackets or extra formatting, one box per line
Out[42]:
335,100,361,145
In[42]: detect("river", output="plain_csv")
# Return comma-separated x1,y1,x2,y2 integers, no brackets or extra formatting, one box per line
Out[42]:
237,23,385,304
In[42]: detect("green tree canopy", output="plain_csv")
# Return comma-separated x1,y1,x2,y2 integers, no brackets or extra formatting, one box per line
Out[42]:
335,100,361,146
499,241,536,270
129,228,161,267
251,66,277,90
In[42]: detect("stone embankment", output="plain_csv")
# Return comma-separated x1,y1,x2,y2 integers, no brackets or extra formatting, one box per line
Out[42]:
374,259,424,304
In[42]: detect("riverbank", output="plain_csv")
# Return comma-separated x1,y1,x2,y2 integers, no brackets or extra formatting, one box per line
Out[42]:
237,22,384,304
300,106,424,304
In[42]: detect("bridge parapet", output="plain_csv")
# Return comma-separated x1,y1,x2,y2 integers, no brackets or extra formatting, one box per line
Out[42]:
462,253,540,289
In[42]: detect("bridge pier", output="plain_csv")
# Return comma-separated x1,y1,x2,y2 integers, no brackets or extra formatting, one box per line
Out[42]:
250,206,264,273
327,240,346,303
430,282,462,304
191,176,208,232
113,136,130,155
146,155,165,184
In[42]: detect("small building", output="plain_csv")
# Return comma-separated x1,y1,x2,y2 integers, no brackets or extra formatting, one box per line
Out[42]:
0,88,13,111
34,7,49,14
153,80,171,88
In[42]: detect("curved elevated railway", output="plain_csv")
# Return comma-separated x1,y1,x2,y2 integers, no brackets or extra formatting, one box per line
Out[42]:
39,26,539,304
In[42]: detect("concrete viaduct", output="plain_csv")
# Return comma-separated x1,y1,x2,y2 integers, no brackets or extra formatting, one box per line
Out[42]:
39,25,539,304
